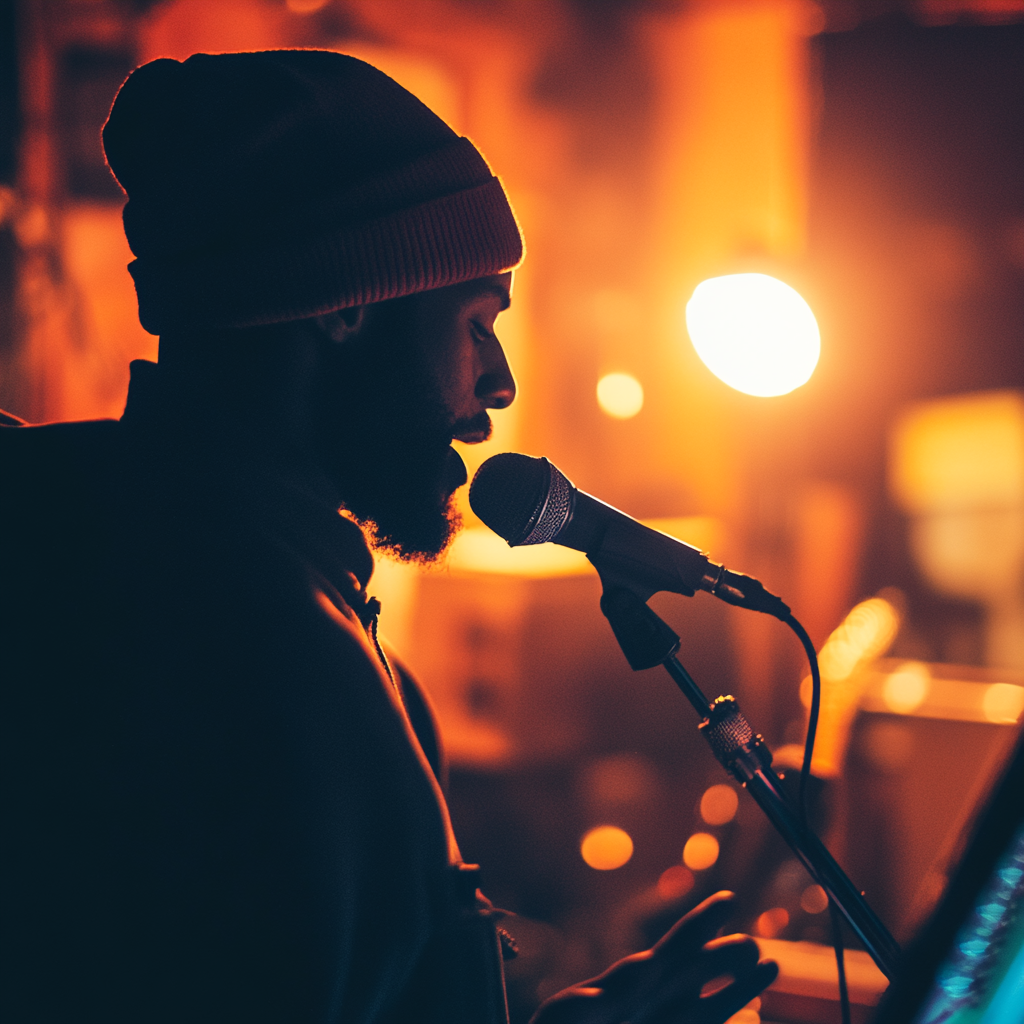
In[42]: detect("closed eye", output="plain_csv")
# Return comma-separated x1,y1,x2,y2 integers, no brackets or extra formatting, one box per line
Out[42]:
471,320,497,344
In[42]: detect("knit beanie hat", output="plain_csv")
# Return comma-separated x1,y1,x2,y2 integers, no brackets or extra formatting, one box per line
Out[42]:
102,50,523,335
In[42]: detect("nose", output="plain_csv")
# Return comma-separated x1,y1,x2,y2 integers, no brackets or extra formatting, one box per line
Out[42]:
476,334,516,410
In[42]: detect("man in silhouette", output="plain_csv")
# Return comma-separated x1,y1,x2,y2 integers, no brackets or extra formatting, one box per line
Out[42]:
0,51,775,1023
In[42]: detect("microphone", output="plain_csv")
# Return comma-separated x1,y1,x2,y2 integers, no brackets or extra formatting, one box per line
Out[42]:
469,452,790,619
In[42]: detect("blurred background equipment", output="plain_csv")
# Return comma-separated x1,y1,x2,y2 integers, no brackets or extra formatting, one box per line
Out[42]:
2,2,1023,1022
889,389,1024,671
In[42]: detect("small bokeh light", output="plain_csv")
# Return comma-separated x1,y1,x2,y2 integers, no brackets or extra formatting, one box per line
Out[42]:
580,825,634,870
597,372,645,419
657,864,695,900
685,273,820,397
800,884,829,915
682,832,720,870
699,784,739,825
755,907,791,938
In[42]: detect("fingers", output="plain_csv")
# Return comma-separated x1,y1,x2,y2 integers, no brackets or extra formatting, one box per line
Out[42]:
691,959,779,1024
534,893,776,1024
598,915,751,1002
528,986,606,1024
635,932,764,1012
591,950,653,997
653,891,737,958
646,958,778,1024
701,933,761,979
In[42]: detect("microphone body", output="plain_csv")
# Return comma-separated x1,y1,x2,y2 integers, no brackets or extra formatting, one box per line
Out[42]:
469,453,789,619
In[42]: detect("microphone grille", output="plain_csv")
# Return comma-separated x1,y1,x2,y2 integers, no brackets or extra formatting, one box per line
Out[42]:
469,452,549,544
470,452,576,546
521,461,573,545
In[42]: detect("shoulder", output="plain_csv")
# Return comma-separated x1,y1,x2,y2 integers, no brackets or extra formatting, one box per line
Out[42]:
1,419,123,494
0,417,121,450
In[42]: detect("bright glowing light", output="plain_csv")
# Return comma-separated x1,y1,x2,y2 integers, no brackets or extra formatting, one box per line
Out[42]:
982,683,1024,724
755,907,790,938
682,832,720,870
882,662,931,714
817,597,901,683
800,884,829,915
700,784,739,825
581,825,634,870
657,865,695,901
597,373,644,419
685,273,820,397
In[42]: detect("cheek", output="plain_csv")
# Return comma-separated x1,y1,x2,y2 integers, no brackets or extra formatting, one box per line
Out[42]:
431,337,479,410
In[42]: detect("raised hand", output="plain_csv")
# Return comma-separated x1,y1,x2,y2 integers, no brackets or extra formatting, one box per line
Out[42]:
530,891,778,1024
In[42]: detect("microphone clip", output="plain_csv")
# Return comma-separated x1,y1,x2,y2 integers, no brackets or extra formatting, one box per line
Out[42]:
598,586,681,671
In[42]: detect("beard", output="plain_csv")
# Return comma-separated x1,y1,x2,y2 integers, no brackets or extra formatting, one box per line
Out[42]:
311,300,489,563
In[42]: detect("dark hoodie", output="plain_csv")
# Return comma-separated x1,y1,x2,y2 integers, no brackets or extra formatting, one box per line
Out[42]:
0,362,506,1023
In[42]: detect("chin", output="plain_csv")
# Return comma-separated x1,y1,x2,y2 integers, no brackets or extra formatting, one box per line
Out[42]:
368,500,463,565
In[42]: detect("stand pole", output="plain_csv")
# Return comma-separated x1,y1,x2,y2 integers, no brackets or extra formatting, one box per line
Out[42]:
663,655,900,978
597,586,900,979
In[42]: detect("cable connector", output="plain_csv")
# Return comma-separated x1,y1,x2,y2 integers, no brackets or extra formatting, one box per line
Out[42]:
699,696,773,784
700,567,791,619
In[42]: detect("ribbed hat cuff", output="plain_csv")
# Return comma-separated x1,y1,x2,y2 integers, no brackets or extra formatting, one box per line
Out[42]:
129,176,523,334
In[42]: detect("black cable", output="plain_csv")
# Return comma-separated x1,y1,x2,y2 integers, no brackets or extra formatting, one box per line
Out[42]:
829,899,852,1024
784,612,852,1024
782,613,821,832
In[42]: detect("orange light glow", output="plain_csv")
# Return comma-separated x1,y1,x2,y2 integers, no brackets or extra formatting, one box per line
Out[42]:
700,784,739,825
725,997,762,1024
882,662,931,714
799,594,902,777
682,832,720,870
657,865,696,901
755,907,790,938
982,683,1024,724
580,826,634,870
800,884,829,915
596,373,645,419
685,274,820,397
815,596,902,685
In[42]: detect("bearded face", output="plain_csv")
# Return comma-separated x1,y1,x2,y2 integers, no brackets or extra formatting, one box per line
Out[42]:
311,283,509,563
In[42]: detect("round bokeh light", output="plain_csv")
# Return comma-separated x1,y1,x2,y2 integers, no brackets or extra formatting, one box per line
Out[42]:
682,832,720,871
685,273,820,397
597,373,644,419
580,825,634,870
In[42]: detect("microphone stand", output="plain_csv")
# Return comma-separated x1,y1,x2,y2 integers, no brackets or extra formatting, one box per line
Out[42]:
599,586,901,980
